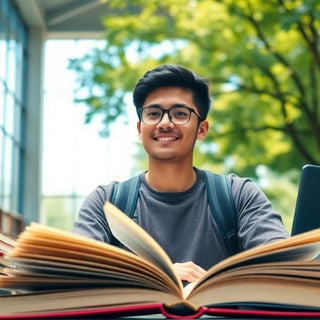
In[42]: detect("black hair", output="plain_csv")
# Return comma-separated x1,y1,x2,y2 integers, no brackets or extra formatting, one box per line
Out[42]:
133,64,211,120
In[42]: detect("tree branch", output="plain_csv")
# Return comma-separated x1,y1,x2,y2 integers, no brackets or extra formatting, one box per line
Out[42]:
243,1,320,146
212,60,319,162
310,61,319,114
209,76,295,101
262,64,320,161
213,124,318,164
244,1,306,98
278,0,320,71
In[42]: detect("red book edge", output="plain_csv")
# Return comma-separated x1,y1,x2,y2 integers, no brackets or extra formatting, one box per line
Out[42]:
1,303,320,319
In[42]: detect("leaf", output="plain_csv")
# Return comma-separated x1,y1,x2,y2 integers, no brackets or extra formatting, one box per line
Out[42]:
68,0,320,176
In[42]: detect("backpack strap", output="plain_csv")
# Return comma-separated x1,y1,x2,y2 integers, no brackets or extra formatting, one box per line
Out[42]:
109,175,141,246
203,170,240,255
111,175,141,218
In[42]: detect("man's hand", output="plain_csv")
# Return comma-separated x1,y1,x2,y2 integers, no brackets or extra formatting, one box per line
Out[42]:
173,261,206,283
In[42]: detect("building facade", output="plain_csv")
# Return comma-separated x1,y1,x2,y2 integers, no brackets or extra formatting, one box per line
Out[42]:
0,0,106,233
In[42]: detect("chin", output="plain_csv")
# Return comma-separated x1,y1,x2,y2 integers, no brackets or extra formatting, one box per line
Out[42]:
150,153,178,161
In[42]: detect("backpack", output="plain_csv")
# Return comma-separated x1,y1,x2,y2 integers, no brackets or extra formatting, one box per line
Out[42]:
110,170,240,255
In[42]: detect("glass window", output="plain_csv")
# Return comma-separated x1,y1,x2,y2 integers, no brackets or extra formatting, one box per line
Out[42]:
11,144,21,211
0,16,7,81
2,136,13,211
4,92,14,136
41,40,137,231
14,102,21,141
7,34,17,93
0,81,4,127
15,42,23,99
0,0,27,214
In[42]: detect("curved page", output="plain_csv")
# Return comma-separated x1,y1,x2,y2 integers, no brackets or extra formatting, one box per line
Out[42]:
194,228,320,290
103,202,181,290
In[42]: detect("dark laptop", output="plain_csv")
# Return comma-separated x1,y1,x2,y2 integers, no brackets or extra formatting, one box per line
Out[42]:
291,164,320,235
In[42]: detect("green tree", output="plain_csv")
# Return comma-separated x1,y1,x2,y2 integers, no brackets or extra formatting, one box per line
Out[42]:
70,0,320,178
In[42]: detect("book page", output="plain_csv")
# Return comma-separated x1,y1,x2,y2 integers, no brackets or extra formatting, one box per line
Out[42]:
193,228,320,292
188,275,320,310
3,223,181,296
103,202,182,289
0,233,16,253
0,287,179,316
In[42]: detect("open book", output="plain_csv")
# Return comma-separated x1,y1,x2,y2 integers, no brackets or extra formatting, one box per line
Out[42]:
0,233,16,272
1,202,320,318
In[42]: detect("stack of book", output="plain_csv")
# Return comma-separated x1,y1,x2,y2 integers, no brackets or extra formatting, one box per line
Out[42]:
0,232,16,296
0,202,320,318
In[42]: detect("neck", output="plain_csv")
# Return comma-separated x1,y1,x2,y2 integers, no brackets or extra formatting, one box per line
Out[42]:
146,160,196,192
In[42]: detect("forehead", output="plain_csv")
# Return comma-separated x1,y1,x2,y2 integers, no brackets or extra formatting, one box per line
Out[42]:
143,87,195,108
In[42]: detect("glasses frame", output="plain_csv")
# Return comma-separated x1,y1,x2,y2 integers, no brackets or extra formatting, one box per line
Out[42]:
138,105,203,126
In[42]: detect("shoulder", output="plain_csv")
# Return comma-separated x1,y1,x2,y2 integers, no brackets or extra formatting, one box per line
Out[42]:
89,174,144,203
81,181,117,210
198,169,268,207
227,173,272,207
227,173,262,195
82,182,118,208
197,169,254,193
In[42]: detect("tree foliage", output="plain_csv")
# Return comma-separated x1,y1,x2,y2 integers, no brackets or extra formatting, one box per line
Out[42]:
69,0,320,177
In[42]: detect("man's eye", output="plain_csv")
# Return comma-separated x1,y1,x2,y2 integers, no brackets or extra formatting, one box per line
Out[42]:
146,111,161,118
173,110,188,118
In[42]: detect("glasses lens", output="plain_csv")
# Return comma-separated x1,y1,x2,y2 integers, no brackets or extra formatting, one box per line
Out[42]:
169,107,191,124
142,107,162,124
140,106,194,125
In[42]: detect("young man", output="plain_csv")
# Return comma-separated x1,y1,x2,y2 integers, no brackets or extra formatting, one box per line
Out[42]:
73,64,289,283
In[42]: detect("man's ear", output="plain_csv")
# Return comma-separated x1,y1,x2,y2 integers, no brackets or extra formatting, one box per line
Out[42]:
197,120,209,141
137,121,142,140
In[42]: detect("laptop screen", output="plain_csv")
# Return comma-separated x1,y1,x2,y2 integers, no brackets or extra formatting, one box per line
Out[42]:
291,164,320,235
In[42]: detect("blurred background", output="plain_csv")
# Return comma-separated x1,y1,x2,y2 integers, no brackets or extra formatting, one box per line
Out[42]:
1,0,319,236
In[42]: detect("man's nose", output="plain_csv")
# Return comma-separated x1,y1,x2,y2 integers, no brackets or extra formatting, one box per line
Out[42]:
157,112,174,129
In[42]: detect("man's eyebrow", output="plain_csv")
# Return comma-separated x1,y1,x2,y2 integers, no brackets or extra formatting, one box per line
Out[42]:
144,103,189,108
144,104,161,108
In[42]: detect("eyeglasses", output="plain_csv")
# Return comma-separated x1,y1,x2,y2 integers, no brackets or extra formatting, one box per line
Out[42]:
138,105,203,125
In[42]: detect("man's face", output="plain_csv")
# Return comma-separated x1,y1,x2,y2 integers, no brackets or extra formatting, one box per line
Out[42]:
137,86,208,163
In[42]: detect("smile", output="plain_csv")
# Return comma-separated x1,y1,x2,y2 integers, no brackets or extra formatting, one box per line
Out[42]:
156,136,178,142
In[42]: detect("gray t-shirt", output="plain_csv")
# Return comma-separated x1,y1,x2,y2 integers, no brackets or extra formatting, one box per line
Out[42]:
73,168,289,270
